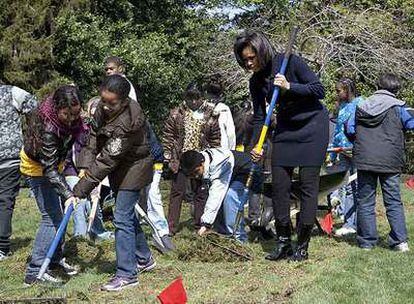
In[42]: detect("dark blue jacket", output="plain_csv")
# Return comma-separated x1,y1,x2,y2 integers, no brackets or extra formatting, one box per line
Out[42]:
249,53,329,166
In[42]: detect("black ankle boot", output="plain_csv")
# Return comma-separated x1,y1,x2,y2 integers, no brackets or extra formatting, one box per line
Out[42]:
265,225,293,261
290,224,313,262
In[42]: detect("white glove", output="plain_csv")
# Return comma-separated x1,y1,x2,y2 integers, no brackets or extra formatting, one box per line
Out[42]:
64,196,79,212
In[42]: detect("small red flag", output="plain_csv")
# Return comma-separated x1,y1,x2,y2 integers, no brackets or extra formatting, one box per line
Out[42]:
157,276,187,304
320,211,333,235
406,177,414,189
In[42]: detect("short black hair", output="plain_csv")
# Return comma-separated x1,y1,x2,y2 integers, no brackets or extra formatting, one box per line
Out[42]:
180,150,205,176
202,73,223,101
100,74,130,100
183,82,202,101
234,31,275,71
376,73,401,95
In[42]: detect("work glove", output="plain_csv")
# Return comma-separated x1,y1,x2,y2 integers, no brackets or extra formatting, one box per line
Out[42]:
64,196,79,212
78,169,86,179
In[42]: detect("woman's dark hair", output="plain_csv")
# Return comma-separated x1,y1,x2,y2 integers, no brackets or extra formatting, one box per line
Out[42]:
100,74,130,100
53,85,83,109
376,73,401,94
180,150,205,176
234,31,275,71
336,77,357,99
183,82,202,101
25,85,83,155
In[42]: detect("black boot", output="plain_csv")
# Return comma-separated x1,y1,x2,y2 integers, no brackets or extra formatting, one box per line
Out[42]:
290,224,313,262
265,225,293,261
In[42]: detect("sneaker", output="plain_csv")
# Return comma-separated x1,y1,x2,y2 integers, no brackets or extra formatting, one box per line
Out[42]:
392,242,410,252
137,256,156,273
330,197,342,207
95,231,115,242
334,227,356,236
0,249,11,261
24,272,63,287
50,258,79,276
101,276,138,292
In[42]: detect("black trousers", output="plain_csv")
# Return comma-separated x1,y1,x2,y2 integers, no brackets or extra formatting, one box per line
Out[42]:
272,166,320,227
0,166,21,253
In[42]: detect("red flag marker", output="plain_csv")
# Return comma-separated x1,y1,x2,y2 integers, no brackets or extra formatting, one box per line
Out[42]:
320,211,333,235
406,177,414,189
158,276,187,304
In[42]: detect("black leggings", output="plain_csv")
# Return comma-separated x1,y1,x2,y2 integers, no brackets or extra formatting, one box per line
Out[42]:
271,166,321,226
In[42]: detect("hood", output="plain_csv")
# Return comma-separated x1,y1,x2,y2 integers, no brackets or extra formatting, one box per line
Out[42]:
358,90,404,116
356,90,404,128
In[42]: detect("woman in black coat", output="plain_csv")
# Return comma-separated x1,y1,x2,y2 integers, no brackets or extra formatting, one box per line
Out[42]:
234,31,329,261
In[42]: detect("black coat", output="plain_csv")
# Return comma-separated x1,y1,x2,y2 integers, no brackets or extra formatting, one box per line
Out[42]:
249,53,329,166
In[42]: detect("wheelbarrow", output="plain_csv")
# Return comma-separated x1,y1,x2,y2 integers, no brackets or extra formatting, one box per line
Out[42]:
258,157,352,235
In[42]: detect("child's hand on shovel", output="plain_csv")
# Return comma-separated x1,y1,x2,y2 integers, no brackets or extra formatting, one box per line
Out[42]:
64,196,79,212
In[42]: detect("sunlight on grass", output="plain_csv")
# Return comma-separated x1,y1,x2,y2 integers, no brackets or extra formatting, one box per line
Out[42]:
1,184,414,303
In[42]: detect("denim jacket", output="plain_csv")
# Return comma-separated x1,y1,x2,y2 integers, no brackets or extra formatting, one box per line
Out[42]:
329,96,363,160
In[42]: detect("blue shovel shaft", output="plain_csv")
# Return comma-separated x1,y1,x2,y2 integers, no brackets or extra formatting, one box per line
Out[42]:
232,163,260,236
263,58,290,128
37,203,74,279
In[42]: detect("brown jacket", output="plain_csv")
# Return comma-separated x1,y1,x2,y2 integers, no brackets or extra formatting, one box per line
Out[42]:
162,103,221,173
73,98,153,198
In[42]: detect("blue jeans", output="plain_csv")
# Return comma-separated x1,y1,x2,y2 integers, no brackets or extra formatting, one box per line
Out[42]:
65,176,106,237
340,164,357,229
145,170,169,237
114,190,151,278
25,176,64,277
356,171,407,248
216,181,248,242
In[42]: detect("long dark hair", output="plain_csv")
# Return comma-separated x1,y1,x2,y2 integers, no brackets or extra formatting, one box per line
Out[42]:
25,85,84,154
234,31,275,71
336,77,357,100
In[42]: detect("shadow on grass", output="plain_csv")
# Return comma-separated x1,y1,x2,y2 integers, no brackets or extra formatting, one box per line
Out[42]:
11,237,32,253
330,231,390,250
248,228,275,254
64,237,115,274
176,218,195,234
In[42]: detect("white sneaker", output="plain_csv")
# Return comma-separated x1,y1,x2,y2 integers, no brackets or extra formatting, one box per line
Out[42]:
53,258,78,276
0,250,11,261
334,227,356,236
331,197,342,207
392,242,410,252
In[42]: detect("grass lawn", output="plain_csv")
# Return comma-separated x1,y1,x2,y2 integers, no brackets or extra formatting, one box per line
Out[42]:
1,183,414,303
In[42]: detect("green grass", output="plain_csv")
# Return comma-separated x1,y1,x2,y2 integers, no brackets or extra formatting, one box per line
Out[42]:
1,184,414,303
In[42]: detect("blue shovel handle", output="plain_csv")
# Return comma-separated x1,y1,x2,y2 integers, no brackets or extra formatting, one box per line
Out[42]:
37,203,74,280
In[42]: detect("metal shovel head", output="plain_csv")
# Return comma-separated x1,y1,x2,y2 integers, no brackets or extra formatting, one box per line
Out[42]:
134,204,168,253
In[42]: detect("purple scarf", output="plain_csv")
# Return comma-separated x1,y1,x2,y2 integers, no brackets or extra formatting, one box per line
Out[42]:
38,95,88,140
